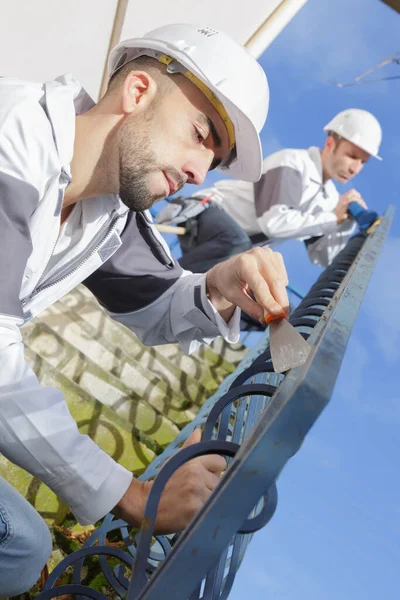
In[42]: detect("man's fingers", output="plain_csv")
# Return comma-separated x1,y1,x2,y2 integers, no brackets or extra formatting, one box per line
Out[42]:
205,247,290,323
344,194,367,210
269,280,290,316
355,198,368,209
229,287,269,321
253,249,289,316
341,189,363,206
181,428,202,448
246,273,283,319
198,453,227,475
271,251,289,286
263,251,290,315
236,249,288,318
203,469,223,493
347,189,361,200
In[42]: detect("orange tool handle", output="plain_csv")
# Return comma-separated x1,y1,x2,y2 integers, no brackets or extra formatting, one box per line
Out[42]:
200,193,214,205
264,310,286,325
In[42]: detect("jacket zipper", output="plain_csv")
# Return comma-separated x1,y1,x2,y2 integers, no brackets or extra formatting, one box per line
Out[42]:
21,212,121,306
25,187,67,301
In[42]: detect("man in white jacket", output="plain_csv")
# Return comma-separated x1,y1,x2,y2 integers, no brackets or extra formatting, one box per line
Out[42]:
0,24,289,595
168,109,382,272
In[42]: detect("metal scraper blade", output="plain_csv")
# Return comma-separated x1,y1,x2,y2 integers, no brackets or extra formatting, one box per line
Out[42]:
269,319,311,374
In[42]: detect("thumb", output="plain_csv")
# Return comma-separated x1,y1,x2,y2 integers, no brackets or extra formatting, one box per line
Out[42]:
181,428,202,449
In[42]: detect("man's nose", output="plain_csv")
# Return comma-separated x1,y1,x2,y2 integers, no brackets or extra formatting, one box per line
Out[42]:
349,159,362,175
182,150,213,185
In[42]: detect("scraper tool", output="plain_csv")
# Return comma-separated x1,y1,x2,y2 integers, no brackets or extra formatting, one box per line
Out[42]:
265,311,311,374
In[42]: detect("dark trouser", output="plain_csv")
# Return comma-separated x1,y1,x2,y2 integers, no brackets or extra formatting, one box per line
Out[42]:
178,204,252,273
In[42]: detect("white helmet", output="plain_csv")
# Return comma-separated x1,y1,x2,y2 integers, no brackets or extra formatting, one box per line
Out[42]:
323,109,382,160
108,23,269,182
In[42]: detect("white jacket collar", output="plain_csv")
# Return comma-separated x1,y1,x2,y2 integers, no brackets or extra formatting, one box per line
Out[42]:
43,74,94,179
43,75,127,216
307,146,324,184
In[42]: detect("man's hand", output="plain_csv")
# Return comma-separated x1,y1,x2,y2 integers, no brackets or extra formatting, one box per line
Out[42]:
113,429,227,534
205,247,290,324
335,189,367,224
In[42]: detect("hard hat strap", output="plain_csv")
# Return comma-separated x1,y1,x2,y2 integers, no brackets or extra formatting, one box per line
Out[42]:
158,54,236,152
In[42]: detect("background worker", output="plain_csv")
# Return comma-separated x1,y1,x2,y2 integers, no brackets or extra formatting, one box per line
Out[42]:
159,109,382,271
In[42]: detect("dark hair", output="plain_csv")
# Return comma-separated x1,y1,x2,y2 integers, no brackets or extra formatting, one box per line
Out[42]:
326,130,345,153
326,130,341,142
106,55,177,96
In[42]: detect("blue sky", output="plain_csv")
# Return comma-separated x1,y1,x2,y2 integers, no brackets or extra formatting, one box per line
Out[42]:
227,1,400,598
153,1,399,597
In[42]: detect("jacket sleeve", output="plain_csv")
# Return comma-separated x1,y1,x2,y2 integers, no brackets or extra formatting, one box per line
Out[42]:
0,111,133,525
256,166,338,240
305,220,357,267
83,211,241,353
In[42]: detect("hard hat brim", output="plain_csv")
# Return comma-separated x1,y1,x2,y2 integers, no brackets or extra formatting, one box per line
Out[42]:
372,151,382,161
214,90,263,182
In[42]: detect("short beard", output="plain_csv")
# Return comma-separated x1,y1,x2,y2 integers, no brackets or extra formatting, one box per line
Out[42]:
117,111,186,212
119,162,158,212
118,114,160,211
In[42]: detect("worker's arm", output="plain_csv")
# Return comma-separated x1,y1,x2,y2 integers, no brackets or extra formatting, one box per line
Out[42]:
0,99,140,526
305,220,357,267
306,189,367,267
114,429,227,534
84,212,289,347
256,166,339,240
0,101,227,533
0,175,227,531
83,211,241,352
1,309,225,531
0,170,135,527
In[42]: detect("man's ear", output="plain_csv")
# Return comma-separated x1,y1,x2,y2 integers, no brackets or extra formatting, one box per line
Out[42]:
121,70,157,114
324,135,335,153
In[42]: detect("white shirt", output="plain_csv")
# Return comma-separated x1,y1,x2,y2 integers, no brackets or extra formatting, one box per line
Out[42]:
195,146,356,267
0,74,240,525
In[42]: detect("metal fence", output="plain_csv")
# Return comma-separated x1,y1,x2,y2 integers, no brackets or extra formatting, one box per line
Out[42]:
37,206,394,600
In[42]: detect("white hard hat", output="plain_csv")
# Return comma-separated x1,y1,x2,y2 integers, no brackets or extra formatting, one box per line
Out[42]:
323,109,382,160
108,23,270,182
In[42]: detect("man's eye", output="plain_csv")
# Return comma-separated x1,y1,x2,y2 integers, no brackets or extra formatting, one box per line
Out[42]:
193,126,206,143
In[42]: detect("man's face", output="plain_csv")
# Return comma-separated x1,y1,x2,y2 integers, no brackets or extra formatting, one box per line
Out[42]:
117,78,231,212
324,138,371,184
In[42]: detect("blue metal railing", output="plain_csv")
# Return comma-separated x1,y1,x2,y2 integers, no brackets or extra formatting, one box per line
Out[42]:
37,207,394,600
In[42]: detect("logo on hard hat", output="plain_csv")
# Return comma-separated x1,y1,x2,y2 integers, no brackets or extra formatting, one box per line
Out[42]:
197,27,218,37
